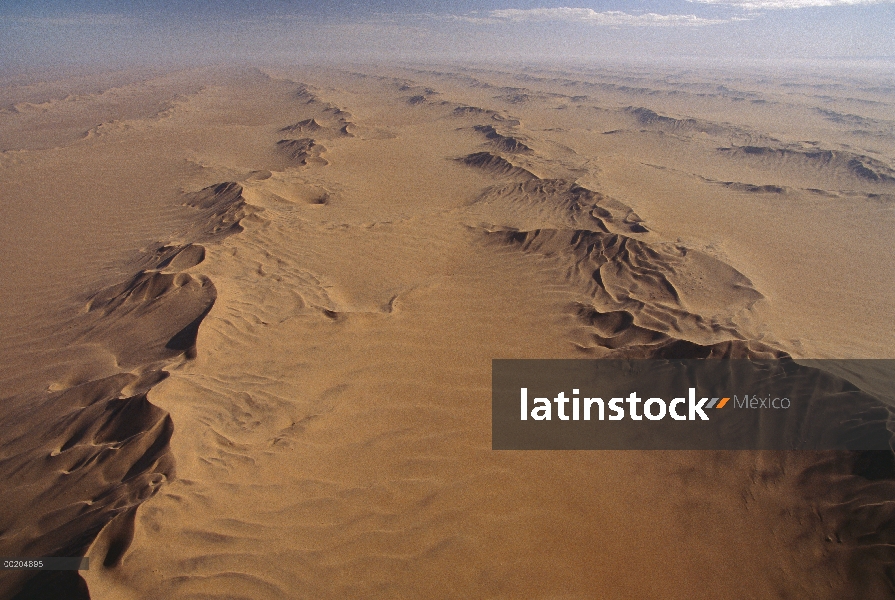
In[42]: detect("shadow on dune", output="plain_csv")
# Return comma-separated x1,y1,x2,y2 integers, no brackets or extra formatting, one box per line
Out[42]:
0,182,252,600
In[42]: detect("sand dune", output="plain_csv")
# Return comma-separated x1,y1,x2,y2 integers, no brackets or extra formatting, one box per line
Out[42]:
482,227,766,350
275,139,327,166
1,63,894,599
463,177,649,241
459,151,537,179
624,106,730,137
0,177,254,598
473,124,533,153
718,145,895,185
281,117,353,139
279,118,323,135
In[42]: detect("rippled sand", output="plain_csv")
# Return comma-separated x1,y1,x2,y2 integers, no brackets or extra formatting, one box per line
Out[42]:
2,63,894,599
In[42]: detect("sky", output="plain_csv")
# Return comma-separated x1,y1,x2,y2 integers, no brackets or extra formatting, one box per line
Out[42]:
1,0,894,71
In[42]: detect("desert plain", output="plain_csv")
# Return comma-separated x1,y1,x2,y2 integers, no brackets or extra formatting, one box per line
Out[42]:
1,61,895,599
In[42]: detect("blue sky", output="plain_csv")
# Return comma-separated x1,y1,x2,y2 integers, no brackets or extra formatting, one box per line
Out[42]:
2,1,894,70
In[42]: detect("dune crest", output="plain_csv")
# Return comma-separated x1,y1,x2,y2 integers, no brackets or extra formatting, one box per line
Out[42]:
1,64,893,600
0,177,255,598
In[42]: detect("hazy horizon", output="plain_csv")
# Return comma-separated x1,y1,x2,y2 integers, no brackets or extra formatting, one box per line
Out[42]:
2,0,894,73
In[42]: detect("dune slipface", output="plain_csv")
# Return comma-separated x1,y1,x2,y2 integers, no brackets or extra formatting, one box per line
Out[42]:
1,63,894,600
0,174,256,597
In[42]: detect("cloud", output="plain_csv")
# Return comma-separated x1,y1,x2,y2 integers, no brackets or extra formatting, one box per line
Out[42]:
478,7,734,26
2,14,136,27
687,0,894,8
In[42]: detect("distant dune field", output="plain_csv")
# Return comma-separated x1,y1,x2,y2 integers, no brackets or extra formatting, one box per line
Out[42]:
1,63,894,599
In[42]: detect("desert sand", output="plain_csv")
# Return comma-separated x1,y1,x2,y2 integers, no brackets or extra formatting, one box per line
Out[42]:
1,62,894,599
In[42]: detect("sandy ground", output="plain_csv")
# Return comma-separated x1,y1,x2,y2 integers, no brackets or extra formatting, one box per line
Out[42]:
1,63,895,599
